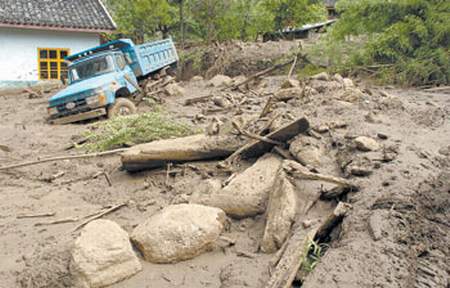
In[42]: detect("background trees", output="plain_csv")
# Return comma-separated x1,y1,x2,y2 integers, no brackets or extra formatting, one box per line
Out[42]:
105,0,327,43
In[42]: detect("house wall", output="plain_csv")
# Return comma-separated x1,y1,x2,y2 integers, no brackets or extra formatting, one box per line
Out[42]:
0,27,100,87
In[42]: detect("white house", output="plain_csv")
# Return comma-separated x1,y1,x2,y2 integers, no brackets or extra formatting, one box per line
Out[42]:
0,0,116,88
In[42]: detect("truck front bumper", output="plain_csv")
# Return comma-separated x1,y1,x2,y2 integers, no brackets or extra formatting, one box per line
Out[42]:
49,108,107,125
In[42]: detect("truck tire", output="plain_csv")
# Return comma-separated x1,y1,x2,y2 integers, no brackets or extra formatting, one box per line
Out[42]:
107,98,137,118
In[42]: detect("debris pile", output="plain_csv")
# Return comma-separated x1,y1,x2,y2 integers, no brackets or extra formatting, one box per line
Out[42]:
7,54,448,288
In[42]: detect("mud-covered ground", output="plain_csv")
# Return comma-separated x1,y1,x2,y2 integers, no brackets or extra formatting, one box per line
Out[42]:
0,68,449,288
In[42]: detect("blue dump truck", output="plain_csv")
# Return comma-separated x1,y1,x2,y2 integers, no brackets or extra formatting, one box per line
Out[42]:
47,38,178,124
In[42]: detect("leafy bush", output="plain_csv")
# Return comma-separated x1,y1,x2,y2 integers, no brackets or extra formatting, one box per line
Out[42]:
81,112,196,152
317,0,449,86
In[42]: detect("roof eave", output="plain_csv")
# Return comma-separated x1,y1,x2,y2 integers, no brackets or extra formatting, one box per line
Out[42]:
0,22,115,34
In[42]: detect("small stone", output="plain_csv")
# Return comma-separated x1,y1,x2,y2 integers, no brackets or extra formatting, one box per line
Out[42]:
350,166,373,177
192,75,204,81
333,73,344,83
70,220,141,288
343,78,354,89
281,79,300,89
208,75,233,88
310,72,330,81
377,133,388,140
212,96,230,108
354,136,380,152
164,83,185,97
275,87,303,101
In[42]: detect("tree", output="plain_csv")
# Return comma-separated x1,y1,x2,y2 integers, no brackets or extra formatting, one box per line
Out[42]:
107,0,173,43
331,0,449,85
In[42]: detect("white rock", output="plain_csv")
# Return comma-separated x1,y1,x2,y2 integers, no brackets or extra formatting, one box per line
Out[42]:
354,136,380,152
208,74,233,88
191,154,283,218
333,73,344,83
275,87,303,101
343,78,355,89
289,136,322,167
164,83,185,97
70,220,141,288
261,170,297,253
310,72,330,81
192,75,204,81
131,204,226,263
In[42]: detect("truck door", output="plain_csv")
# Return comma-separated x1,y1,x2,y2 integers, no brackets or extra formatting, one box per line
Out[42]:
115,54,139,94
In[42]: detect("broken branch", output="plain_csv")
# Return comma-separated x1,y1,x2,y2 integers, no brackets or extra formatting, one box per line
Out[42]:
0,148,128,171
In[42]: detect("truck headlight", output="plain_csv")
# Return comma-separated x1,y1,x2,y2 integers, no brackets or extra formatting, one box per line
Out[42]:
86,90,107,107
47,106,58,116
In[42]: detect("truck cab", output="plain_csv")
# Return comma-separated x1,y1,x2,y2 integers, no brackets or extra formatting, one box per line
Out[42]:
47,38,178,124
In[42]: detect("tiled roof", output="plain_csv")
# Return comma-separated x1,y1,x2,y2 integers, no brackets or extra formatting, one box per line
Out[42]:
0,0,116,32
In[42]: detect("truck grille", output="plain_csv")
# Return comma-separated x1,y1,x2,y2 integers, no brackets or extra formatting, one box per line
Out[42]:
55,98,89,117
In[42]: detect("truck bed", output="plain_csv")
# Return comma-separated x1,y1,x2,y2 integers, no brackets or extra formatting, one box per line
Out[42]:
136,39,178,77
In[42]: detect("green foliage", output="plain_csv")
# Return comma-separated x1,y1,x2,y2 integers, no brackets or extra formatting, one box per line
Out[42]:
80,112,196,152
106,0,327,43
302,239,328,273
326,0,450,86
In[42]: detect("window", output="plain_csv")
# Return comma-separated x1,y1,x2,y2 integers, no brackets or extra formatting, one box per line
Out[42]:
69,55,114,82
115,54,126,70
38,48,70,80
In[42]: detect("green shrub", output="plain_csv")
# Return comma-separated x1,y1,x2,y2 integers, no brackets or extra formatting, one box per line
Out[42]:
315,0,450,86
80,112,197,152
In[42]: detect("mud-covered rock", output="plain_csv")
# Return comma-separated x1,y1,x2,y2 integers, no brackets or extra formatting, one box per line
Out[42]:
131,204,226,263
164,83,185,97
281,79,300,89
209,75,233,87
192,154,283,218
261,171,297,253
275,87,303,101
355,136,380,152
70,220,141,288
289,136,322,167
310,72,330,81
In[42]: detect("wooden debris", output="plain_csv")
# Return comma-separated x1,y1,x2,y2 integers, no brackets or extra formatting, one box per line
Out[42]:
35,217,79,226
282,160,356,189
226,57,300,91
223,117,310,165
72,202,128,232
264,202,352,288
184,94,213,105
264,225,318,288
0,148,128,171
287,56,298,79
232,121,284,146
17,212,56,219
121,134,244,171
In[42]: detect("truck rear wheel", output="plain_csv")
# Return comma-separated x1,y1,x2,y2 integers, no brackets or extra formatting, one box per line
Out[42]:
107,98,137,118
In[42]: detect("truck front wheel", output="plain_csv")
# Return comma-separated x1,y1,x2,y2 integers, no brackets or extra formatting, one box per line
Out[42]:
107,98,137,118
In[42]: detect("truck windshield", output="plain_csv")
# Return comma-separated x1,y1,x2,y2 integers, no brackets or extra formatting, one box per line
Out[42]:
69,55,114,82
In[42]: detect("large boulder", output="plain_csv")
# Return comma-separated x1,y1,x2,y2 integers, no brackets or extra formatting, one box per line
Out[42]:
70,220,141,288
131,204,226,264
191,153,283,218
261,170,298,253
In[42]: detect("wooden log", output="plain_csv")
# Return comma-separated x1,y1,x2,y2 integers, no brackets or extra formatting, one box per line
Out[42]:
184,94,213,105
222,117,310,165
226,57,300,91
121,134,244,172
282,160,356,189
0,148,128,171
264,202,352,288
264,225,318,288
